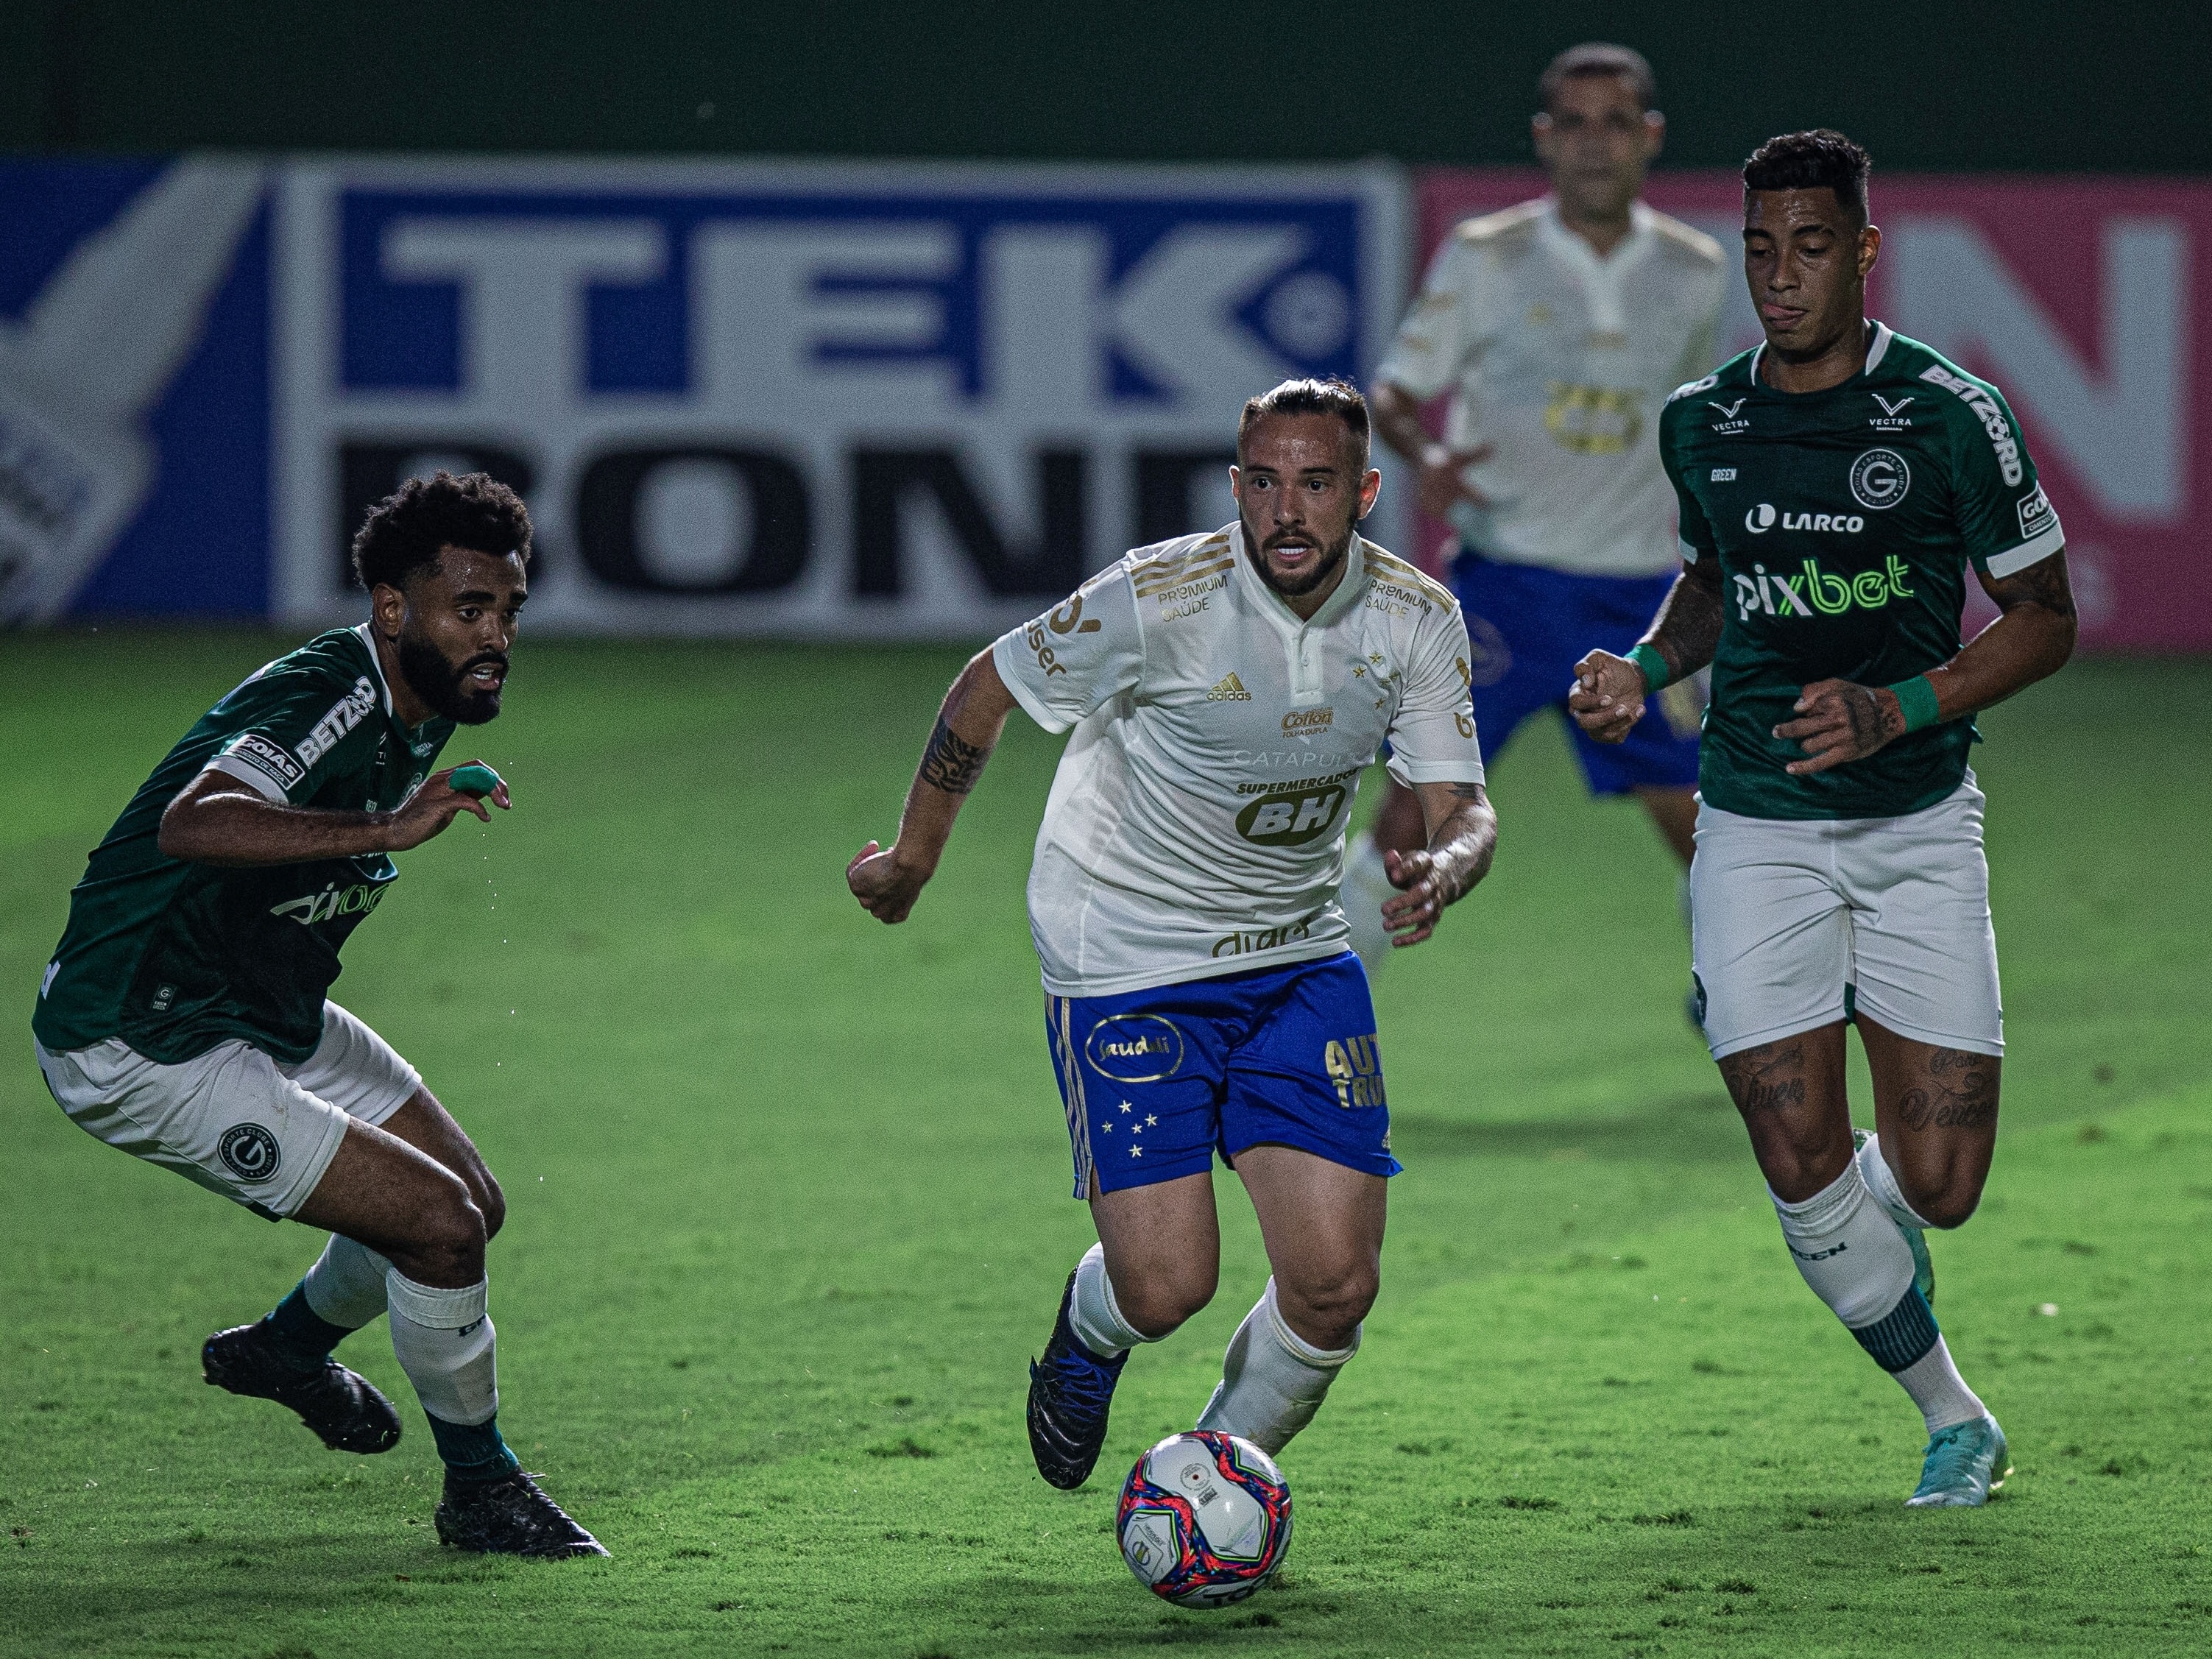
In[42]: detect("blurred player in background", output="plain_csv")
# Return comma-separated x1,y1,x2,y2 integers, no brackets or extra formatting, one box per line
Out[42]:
1572,132,2077,1506
31,475,604,1558
850,381,1494,1487
1352,42,1725,983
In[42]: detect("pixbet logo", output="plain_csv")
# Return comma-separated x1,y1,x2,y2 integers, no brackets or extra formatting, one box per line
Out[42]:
1733,556,1918,621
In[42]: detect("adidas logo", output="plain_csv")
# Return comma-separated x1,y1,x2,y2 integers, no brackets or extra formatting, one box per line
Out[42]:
1207,673,1252,701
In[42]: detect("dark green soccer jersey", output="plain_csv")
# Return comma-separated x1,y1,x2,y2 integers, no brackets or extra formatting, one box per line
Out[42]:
32,626,453,1066
1659,323,2064,820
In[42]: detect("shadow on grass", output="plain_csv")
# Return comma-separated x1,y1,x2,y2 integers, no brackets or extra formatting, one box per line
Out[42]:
1392,1092,1740,1165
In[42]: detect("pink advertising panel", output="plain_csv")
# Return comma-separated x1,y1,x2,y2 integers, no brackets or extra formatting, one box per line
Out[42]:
1412,169,2208,651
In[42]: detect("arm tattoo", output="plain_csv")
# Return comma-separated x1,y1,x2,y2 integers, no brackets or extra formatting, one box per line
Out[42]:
1842,683,1901,751
1648,556,1725,683
1984,551,2077,622
1895,1049,1999,1133
917,715,992,796
1719,1040,1808,1116
1448,782,1485,801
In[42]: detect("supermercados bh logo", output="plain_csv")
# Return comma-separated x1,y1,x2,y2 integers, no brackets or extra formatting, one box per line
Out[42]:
272,158,1405,639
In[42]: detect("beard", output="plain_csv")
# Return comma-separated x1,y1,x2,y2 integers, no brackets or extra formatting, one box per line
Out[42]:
1240,510,1357,599
395,627,506,726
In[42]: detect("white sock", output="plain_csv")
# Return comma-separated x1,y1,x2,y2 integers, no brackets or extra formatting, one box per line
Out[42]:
1068,1242,1151,1358
384,1271,498,1426
301,1234,391,1329
1340,835,1395,977
1676,870,1692,930
1770,1160,1916,1327
1893,1337,1987,1435
1855,1132,1933,1230
1773,1163,1985,1429
1194,1279,1357,1455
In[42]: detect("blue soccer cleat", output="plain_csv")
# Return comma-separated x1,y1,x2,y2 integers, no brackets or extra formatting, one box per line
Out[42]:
1026,1269,1128,1490
1856,1128,1934,1306
1907,1413,2010,1507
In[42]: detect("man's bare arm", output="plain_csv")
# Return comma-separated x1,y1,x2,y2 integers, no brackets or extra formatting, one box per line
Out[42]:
1368,382,1492,524
1377,779,1497,948
847,648,1022,924
1568,553,1724,744
158,765,505,867
1775,551,2077,777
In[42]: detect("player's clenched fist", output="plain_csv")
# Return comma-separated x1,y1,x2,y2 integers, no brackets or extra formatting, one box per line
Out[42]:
847,839,931,924
1568,650,1648,746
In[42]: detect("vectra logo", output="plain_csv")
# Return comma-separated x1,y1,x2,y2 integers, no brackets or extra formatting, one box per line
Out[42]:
1085,1014,1185,1082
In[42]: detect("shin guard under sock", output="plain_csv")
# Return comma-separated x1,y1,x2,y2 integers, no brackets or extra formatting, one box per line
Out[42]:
1068,1242,1151,1359
1773,1164,1986,1432
1194,1279,1358,1455
385,1270,515,1478
263,1236,392,1370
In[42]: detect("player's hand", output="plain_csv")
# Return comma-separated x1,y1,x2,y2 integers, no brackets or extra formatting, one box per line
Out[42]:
1416,442,1491,521
1379,848,1453,947
1775,679,1906,775
382,762,509,851
1568,651,1647,745
847,840,933,924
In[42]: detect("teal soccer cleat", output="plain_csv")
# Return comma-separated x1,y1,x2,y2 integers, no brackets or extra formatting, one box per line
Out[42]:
1907,1414,2010,1507
1856,1128,1934,1306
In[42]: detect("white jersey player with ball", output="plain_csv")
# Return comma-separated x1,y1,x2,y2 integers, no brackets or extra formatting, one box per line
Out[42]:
849,380,1497,1490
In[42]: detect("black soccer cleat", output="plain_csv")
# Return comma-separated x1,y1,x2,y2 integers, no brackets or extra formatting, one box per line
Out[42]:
201,1322,403,1455
434,1470,609,1558
1026,1269,1129,1490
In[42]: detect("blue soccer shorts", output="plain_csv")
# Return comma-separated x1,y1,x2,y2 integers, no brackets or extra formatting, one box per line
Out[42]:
1453,549,1703,796
1043,952,1399,1198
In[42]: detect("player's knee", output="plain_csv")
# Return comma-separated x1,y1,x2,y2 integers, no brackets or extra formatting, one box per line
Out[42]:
1279,1259,1379,1343
402,1174,488,1283
1907,1170,1985,1231
474,1170,507,1242
1116,1264,1216,1340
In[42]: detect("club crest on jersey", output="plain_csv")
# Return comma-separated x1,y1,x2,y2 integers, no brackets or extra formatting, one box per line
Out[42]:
1849,449,1912,511
1085,1015,1185,1083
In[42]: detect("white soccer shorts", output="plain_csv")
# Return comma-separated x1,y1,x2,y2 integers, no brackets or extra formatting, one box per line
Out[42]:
35,1001,422,1220
1690,779,2004,1061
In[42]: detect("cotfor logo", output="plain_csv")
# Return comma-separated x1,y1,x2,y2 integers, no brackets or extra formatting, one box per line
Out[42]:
1085,1014,1185,1083
1281,707,1334,735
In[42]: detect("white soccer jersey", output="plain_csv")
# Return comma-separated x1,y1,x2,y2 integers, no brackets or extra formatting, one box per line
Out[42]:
991,524,1484,999
1376,198,1727,577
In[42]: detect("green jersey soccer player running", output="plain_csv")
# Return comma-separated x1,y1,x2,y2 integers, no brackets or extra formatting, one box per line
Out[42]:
1570,132,2077,1507
31,474,602,1557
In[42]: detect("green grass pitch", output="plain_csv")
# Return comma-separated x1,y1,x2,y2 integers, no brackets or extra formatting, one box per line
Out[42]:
3,633,2208,1658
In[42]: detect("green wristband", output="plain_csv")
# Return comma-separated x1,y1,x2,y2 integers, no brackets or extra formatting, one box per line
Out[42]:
1625,643,1672,695
1886,675,1940,733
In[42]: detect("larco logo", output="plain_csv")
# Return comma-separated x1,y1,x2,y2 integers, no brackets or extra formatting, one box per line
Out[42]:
1744,503,1865,535
1236,785,1346,846
1849,448,1912,510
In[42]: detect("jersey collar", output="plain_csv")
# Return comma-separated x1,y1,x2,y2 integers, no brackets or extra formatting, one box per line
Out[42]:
1538,198,1656,334
1230,520,1369,634
351,622,397,719
1747,319,1895,392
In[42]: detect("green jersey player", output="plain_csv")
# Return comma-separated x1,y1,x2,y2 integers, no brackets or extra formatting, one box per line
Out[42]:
31,474,604,1557
1570,132,2077,1507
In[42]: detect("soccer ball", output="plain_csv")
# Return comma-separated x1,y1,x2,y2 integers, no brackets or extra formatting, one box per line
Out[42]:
1116,1431,1292,1607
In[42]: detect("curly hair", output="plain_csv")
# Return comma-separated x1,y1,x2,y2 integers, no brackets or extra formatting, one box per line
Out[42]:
1744,129,1873,227
350,471,532,592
